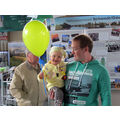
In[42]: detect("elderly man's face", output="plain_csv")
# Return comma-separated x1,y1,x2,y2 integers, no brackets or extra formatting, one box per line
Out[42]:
27,53,39,65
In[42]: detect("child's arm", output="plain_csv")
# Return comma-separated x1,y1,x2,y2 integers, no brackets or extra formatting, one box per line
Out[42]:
39,72,44,79
37,72,44,81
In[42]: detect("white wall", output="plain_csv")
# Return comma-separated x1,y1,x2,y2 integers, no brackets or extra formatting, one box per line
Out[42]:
111,90,120,106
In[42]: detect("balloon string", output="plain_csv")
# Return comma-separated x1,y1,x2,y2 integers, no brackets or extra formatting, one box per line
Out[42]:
40,64,47,96
42,77,47,96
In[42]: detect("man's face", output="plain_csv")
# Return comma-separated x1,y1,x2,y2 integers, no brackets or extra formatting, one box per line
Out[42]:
27,53,39,65
71,40,86,62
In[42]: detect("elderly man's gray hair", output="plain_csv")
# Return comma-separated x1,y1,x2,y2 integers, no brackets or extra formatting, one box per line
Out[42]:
25,49,31,56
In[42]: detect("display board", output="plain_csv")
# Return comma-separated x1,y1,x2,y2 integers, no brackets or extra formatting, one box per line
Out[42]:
48,28,120,89
47,15,120,89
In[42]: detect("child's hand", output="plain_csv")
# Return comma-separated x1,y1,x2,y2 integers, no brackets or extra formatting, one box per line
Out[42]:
39,72,44,79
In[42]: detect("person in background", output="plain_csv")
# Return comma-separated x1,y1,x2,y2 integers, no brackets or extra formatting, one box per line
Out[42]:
64,34,111,106
10,49,47,106
38,46,67,106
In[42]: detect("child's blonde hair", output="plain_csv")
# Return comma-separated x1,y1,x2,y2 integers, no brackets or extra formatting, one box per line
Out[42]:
49,46,67,61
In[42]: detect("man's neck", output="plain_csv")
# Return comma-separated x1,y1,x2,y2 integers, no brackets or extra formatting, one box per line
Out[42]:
81,55,93,64
27,60,37,68
32,64,37,68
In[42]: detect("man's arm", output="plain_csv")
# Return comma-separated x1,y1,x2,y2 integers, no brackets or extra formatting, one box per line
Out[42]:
10,68,32,105
98,69,112,106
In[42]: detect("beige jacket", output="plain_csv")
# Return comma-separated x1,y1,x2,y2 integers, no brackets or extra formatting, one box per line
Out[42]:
10,61,47,106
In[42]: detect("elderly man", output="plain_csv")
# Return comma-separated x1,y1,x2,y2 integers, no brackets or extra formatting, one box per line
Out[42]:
10,50,47,106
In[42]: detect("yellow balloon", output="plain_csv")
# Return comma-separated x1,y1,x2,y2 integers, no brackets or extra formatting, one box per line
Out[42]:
23,20,50,56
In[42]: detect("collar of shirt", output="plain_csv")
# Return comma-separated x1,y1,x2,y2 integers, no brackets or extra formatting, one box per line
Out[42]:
25,61,40,74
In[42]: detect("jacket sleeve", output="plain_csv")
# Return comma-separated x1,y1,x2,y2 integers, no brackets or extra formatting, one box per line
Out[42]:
9,68,32,106
98,69,112,106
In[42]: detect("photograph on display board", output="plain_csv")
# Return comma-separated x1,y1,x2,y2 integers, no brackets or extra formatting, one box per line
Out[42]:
62,34,70,43
66,51,74,59
54,15,120,30
111,79,120,89
88,33,99,41
106,40,120,52
8,42,26,67
51,34,60,43
51,43,66,50
71,33,79,38
111,27,120,37
68,40,72,49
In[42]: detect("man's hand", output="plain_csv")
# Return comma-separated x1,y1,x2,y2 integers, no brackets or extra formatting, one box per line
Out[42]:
49,89,55,100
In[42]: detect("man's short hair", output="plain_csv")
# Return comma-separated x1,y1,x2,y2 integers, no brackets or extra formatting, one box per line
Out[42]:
73,34,93,53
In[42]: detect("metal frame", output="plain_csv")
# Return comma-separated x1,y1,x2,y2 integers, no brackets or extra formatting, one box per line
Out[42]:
0,70,17,106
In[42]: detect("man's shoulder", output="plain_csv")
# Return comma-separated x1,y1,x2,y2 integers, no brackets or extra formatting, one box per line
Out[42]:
15,61,26,70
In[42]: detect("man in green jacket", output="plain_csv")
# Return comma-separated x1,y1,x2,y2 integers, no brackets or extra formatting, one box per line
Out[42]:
10,50,47,106
64,34,111,106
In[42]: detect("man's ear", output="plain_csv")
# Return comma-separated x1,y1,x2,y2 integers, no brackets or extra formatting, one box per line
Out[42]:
84,46,89,52
26,53,31,61
27,52,30,57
